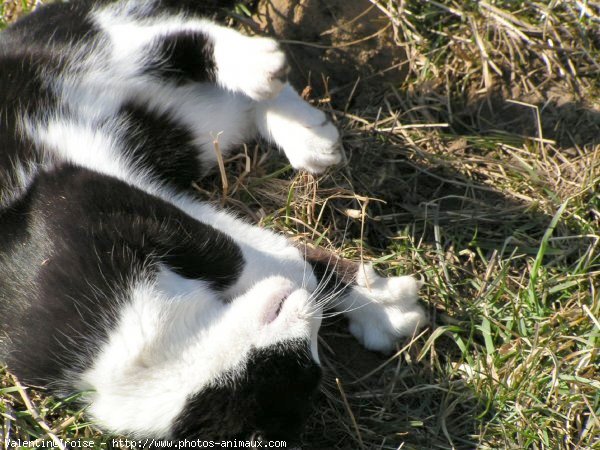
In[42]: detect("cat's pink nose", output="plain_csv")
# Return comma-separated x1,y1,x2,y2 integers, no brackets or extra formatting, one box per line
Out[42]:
265,290,291,324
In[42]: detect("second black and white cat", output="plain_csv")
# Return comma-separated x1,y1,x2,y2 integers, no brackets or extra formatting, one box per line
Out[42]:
0,0,426,443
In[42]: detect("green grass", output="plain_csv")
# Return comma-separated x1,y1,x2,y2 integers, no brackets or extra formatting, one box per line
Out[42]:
1,0,599,449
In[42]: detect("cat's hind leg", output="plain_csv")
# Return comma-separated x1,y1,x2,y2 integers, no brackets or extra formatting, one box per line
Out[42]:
300,245,427,353
340,263,426,352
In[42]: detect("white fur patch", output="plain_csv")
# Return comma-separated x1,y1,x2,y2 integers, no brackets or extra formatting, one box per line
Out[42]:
79,268,321,437
209,27,288,100
25,117,137,183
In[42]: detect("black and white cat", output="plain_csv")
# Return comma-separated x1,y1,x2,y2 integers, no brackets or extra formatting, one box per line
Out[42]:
0,0,426,443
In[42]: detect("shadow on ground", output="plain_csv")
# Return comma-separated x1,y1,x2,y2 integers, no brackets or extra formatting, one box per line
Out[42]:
300,321,489,450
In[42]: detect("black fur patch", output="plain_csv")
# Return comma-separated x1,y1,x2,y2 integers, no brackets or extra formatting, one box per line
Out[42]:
120,101,205,189
3,0,100,48
0,52,59,204
1,165,244,385
143,31,217,86
171,340,321,443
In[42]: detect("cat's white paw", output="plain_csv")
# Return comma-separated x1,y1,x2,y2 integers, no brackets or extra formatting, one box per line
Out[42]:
283,116,342,174
213,31,288,101
257,85,342,173
343,264,426,353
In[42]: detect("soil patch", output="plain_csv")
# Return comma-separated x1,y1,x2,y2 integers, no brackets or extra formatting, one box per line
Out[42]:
256,0,408,106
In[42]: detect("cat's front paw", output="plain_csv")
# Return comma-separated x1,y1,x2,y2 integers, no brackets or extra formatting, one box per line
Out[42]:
258,85,342,173
284,117,342,174
214,32,288,101
345,264,426,353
